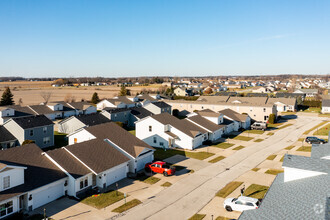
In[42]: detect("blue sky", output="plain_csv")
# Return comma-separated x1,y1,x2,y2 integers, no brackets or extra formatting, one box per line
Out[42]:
0,0,329,77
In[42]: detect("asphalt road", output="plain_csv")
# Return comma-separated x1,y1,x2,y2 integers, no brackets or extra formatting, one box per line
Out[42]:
115,115,325,220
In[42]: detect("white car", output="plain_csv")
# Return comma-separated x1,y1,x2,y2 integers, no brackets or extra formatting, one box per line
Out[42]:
223,196,260,212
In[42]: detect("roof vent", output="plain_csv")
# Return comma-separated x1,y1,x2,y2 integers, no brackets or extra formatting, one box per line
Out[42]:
287,155,292,160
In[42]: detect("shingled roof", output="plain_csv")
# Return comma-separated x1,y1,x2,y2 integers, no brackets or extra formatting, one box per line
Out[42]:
75,113,111,126
0,126,16,143
197,109,222,117
84,122,154,158
0,144,66,202
130,107,154,119
219,109,248,122
8,115,54,129
46,148,91,179
62,139,130,174
151,113,207,138
186,114,225,132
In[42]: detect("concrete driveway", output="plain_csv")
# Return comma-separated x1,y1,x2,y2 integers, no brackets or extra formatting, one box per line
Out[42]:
115,115,326,220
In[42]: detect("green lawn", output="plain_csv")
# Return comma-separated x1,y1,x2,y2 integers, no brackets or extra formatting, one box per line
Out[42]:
243,130,265,134
266,155,277,160
254,139,264,142
303,107,321,113
230,136,254,141
216,181,243,198
161,182,172,187
297,146,312,152
303,121,328,135
112,199,142,213
278,123,293,129
265,169,284,175
251,168,260,172
233,145,245,150
244,184,269,199
209,156,226,163
285,145,295,150
267,122,284,128
215,217,231,220
211,142,234,149
188,214,206,220
154,149,214,161
137,175,160,185
54,131,68,148
267,132,274,136
128,130,136,136
313,123,330,136
81,190,124,209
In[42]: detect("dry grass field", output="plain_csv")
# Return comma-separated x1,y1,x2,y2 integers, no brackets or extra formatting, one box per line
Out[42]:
0,81,163,105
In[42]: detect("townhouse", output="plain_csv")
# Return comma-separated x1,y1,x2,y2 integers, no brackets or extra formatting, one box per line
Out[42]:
0,144,67,218
3,115,54,149
0,126,18,150
293,88,318,98
143,101,172,114
67,122,154,173
0,105,35,125
267,98,297,112
321,99,330,114
44,139,130,197
185,111,225,142
58,113,111,134
165,96,277,122
218,109,251,130
101,108,131,125
128,107,154,127
136,113,208,150
97,96,136,110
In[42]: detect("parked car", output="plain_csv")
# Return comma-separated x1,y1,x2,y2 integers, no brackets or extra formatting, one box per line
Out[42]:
305,136,327,144
145,161,176,176
223,196,260,212
251,121,267,131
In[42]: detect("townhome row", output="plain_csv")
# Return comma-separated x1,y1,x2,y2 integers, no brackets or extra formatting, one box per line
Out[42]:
164,96,297,122
0,101,97,125
0,122,154,219
136,109,251,150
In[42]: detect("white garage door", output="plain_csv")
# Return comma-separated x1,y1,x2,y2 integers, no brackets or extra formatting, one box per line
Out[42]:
33,182,64,209
137,152,153,171
106,164,127,186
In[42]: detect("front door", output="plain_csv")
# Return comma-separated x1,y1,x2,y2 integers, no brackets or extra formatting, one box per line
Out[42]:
92,174,96,186
19,194,27,211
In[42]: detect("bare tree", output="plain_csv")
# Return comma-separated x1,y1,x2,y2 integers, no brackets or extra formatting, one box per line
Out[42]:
18,98,23,106
40,91,52,104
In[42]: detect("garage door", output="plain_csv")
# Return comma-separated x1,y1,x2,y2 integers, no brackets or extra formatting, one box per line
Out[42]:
137,152,153,171
106,164,127,186
33,182,64,209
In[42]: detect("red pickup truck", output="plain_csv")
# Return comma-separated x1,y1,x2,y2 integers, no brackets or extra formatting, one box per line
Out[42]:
145,161,176,176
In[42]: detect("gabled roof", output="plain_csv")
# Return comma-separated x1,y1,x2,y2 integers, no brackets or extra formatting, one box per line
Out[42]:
151,113,207,138
275,93,304,98
295,88,318,93
0,126,16,143
152,101,171,108
84,122,154,158
28,105,59,115
197,96,230,103
68,101,94,110
227,96,270,107
63,139,130,174
186,114,225,132
1,105,36,118
197,109,222,117
46,148,91,179
282,154,330,173
267,98,297,106
137,94,157,102
7,115,54,129
0,144,66,202
218,109,248,122
75,113,111,126
130,107,153,119
103,107,131,114
112,96,135,104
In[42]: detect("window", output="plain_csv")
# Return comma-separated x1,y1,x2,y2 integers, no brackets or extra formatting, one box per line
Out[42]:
43,137,50,144
153,137,157,143
80,180,84,189
235,200,243,205
29,130,34,136
114,114,117,118
3,176,10,189
263,108,266,112
160,142,164,146
264,116,267,121
246,202,254,207
0,201,13,217
84,179,88,187
43,127,47,133
80,177,88,189
149,126,152,132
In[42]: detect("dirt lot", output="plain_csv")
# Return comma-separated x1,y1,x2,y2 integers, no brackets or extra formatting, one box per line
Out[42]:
0,81,163,105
